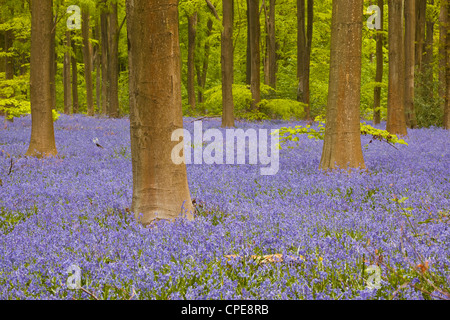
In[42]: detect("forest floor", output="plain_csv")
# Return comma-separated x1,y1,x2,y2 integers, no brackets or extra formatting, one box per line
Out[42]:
0,114,449,299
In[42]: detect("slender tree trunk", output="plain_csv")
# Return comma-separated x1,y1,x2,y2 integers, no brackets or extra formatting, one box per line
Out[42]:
246,0,251,86
197,18,213,104
93,17,101,113
108,2,119,118
373,0,384,125
444,0,450,129
319,0,365,170
266,0,276,90
222,0,235,127
126,0,194,225
387,0,407,136
297,0,313,120
187,12,197,110
26,0,57,157
101,9,109,115
71,31,79,114
82,9,95,116
50,8,56,111
440,0,448,127
423,2,434,92
404,0,417,128
63,31,72,115
415,0,426,72
248,0,261,110
4,28,14,123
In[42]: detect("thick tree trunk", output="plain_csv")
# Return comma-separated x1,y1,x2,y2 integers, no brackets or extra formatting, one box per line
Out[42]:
82,9,95,116
373,0,384,125
63,31,72,115
297,0,313,120
187,12,197,110
71,31,79,114
320,0,365,170
222,0,235,127
248,0,261,110
101,10,109,115
26,0,57,157
126,0,194,225
387,0,407,136
404,0,417,128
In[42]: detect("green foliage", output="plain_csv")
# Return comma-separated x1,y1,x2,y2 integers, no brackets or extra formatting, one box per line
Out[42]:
275,116,408,149
259,99,306,120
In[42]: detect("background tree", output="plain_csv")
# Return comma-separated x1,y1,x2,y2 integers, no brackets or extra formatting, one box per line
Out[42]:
373,0,384,125
222,0,235,127
444,0,450,129
63,30,71,114
248,0,261,110
126,0,194,225
297,0,313,120
404,0,417,128
26,0,57,157
387,0,407,136
319,0,365,170
82,6,94,116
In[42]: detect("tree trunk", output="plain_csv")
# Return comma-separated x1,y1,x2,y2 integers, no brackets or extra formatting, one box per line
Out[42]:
101,9,109,115
320,0,365,170
404,0,417,128
197,18,213,104
94,17,101,113
248,0,261,110
444,0,450,129
63,31,72,115
126,0,194,225
415,0,426,72
266,0,276,90
297,0,313,120
108,2,119,118
423,2,434,92
246,0,251,86
50,9,56,111
373,0,384,125
440,1,448,128
187,12,197,110
387,0,407,136
82,9,95,116
71,31,79,114
26,0,57,157
4,28,14,123
222,0,235,127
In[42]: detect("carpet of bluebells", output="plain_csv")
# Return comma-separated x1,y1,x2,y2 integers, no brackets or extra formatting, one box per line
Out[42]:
0,114,449,300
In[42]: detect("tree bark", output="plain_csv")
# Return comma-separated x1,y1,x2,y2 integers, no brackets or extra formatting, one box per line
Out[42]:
108,2,119,118
246,0,251,86
26,0,57,157
187,12,197,110
222,0,235,127
63,31,72,115
266,0,276,90
415,0,426,72
319,0,365,170
387,0,407,136
71,31,79,114
444,0,450,129
423,1,434,91
82,8,95,116
297,0,313,120
404,0,417,128
126,0,194,225
101,9,109,115
197,18,213,104
248,0,261,110
373,0,384,125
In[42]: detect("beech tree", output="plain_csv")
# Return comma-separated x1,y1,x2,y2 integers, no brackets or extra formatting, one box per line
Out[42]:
26,0,57,157
319,0,365,170
248,0,261,110
387,0,407,136
297,0,313,120
126,0,194,225
373,0,383,125
222,0,235,127
82,7,94,116
404,0,417,128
